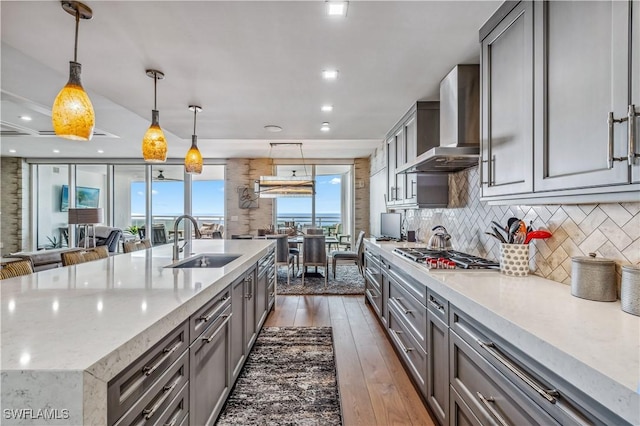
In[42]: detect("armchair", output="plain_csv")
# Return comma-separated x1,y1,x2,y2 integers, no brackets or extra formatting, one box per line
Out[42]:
79,226,122,253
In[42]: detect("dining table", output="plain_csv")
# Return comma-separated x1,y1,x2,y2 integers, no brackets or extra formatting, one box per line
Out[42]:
288,235,340,252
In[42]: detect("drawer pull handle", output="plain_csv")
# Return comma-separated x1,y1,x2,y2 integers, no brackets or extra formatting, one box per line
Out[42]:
143,377,181,420
202,314,231,343
163,400,184,426
142,341,182,376
366,290,379,299
390,328,414,353
428,297,445,313
197,295,230,322
476,392,510,426
391,297,414,315
477,340,558,404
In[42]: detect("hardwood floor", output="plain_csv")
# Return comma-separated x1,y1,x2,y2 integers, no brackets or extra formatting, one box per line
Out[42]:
264,295,436,426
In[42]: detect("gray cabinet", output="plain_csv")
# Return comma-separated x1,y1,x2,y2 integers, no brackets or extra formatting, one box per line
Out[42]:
230,275,246,381
481,0,534,197
107,322,190,426
244,267,257,352
632,1,640,183
189,302,232,426
364,248,383,318
385,263,428,398
481,0,640,203
386,102,442,208
256,248,275,330
426,291,449,426
533,0,631,191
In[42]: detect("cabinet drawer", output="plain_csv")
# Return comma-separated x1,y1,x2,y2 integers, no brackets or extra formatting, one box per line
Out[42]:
388,305,427,396
450,386,482,426
427,290,448,325
364,266,381,294
108,321,189,425
450,330,559,426
114,351,189,426
190,305,232,426
190,287,231,343
388,265,426,306
450,307,600,425
155,381,188,426
389,278,427,352
365,281,382,318
267,281,276,310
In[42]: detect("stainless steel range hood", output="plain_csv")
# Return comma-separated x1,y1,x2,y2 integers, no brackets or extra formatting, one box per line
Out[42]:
399,64,480,173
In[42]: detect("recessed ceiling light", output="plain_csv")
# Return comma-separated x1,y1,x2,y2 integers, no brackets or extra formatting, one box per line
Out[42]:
9,149,16,153
53,149,60,153
19,115,32,121
326,1,348,16
97,149,104,154
321,105,333,112
264,125,283,133
322,70,338,80
321,122,330,132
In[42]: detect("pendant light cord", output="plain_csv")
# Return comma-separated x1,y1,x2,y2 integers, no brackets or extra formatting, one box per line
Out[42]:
154,74,158,110
73,8,80,62
299,144,308,177
193,108,197,135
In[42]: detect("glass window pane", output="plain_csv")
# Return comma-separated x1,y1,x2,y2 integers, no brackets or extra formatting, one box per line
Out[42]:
114,165,146,240
151,166,184,243
36,164,69,249
275,165,312,232
192,165,225,237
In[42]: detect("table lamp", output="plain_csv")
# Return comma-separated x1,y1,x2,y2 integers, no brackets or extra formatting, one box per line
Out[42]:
68,208,103,248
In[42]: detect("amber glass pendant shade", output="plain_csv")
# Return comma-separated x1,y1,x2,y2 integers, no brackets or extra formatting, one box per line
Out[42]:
185,136,203,174
142,110,167,162
52,62,95,141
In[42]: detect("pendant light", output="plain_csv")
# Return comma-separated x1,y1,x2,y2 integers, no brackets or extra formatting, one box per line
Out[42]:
51,1,95,141
255,143,314,198
142,69,168,162
185,105,203,174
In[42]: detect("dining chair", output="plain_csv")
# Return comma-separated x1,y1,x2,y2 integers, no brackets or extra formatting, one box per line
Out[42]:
330,231,365,279
0,260,34,279
61,251,88,266
306,228,324,235
267,235,295,285
302,235,328,286
89,246,109,259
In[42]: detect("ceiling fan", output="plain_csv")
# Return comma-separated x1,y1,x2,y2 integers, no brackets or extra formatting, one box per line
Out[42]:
153,169,182,182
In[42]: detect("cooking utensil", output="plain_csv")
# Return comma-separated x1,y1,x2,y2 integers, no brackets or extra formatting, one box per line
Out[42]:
492,221,508,233
514,220,527,244
507,217,519,230
508,220,522,243
491,226,507,243
523,230,552,244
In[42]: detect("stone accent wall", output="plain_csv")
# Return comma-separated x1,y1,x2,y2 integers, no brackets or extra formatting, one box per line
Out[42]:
354,158,370,236
225,158,274,237
1,157,23,255
400,166,640,284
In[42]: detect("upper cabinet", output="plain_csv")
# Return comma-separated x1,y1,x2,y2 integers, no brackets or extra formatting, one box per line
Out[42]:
386,102,447,208
481,1,534,197
480,0,640,203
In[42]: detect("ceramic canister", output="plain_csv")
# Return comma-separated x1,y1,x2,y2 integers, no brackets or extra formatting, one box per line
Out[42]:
620,264,640,316
571,254,616,302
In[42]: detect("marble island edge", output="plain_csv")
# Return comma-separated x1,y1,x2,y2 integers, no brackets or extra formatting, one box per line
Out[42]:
0,239,275,425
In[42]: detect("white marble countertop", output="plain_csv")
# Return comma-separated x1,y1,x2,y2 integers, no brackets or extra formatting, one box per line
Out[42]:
365,239,640,425
1,239,273,379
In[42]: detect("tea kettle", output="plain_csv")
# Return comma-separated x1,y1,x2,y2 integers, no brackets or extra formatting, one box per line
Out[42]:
427,225,453,250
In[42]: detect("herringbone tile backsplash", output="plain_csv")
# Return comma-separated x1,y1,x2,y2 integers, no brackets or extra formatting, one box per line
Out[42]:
404,167,640,285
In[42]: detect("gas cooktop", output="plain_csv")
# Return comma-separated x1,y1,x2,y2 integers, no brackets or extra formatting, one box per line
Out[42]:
393,247,499,270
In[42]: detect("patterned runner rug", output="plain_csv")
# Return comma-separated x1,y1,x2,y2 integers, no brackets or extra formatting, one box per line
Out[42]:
216,326,342,425
276,264,364,295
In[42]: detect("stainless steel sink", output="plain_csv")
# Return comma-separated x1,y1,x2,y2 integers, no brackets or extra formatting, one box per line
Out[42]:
165,254,241,268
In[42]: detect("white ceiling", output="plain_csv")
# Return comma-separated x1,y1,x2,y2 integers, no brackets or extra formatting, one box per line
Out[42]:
0,1,500,160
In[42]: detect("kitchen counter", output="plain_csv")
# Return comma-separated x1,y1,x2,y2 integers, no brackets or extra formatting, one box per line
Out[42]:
365,239,640,425
0,239,274,425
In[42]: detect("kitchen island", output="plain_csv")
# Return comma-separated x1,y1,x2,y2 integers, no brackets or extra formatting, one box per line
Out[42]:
364,239,639,425
1,239,274,425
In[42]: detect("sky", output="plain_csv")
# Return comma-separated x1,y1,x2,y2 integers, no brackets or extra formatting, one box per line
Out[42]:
130,174,342,216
